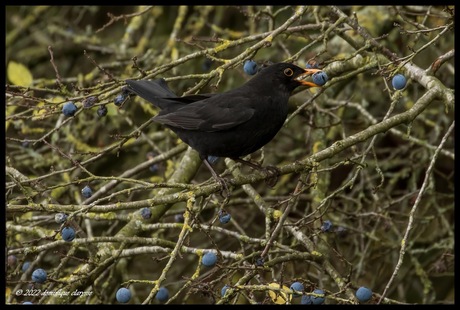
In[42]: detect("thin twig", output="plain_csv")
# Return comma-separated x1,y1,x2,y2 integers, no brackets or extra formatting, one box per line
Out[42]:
83,50,117,82
95,6,153,33
48,46,64,88
378,121,454,304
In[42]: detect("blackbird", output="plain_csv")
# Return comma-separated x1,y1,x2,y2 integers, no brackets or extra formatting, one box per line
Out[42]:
126,62,322,194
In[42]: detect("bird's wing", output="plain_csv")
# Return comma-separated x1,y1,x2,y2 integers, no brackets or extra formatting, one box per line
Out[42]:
153,96,255,132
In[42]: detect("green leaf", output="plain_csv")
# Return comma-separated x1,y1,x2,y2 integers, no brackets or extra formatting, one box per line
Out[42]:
7,61,33,87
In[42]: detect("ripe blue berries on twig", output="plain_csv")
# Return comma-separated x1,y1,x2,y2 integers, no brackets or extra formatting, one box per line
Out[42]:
82,96,98,108
62,102,77,117
356,286,372,302
149,164,159,173
156,287,169,302
221,285,230,297
55,213,68,224
174,213,184,223
140,207,152,219
61,226,76,242
392,74,407,90
312,71,328,86
218,210,231,224
207,155,219,165
255,256,265,266
311,289,325,304
31,268,47,283
114,94,126,106
7,255,17,266
22,261,31,272
114,87,131,106
202,58,213,72
290,282,304,297
243,60,258,75
146,152,160,173
202,252,218,267
321,220,333,232
301,295,312,304
116,287,131,303
97,105,108,117
81,185,93,198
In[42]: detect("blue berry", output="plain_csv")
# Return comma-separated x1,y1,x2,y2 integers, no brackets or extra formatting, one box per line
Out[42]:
22,261,31,272
202,58,213,72
81,185,93,198
116,287,131,303
114,94,127,106
22,140,29,148
255,256,264,266
82,96,98,108
207,155,219,165
202,252,218,267
175,213,184,222
221,285,230,297
218,210,231,224
62,102,77,117
356,286,372,302
312,71,328,86
140,207,152,219
311,289,325,305
156,287,169,302
7,255,17,266
243,60,258,75
55,213,68,224
321,220,333,232
31,268,47,283
306,60,319,69
97,105,108,117
22,302,33,305
149,164,159,173
301,295,312,305
290,282,304,297
61,226,76,242
392,74,406,90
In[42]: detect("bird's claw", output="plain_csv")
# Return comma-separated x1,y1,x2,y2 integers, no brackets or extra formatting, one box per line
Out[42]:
202,157,231,198
232,158,280,188
263,165,280,188
216,176,231,198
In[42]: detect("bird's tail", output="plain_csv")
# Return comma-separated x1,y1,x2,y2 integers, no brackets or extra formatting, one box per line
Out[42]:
126,78,216,110
126,79,178,105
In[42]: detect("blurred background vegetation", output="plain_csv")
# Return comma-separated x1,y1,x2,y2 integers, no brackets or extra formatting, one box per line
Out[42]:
5,6,454,304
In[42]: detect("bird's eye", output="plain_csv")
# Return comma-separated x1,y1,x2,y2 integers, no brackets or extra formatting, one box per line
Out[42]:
284,68,294,77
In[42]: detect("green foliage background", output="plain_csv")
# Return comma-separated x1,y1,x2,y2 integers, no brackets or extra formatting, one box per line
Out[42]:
5,6,454,304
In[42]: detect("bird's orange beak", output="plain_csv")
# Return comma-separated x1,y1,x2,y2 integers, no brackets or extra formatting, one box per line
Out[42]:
295,68,323,87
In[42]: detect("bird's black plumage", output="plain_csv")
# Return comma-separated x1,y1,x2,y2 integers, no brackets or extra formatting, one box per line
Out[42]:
126,62,322,192
127,63,320,158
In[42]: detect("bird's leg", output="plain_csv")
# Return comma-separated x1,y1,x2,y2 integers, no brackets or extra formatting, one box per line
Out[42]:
233,158,280,188
202,157,231,198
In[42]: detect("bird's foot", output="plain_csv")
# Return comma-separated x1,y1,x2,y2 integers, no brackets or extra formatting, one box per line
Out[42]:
233,158,280,188
262,165,281,188
215,175,232,198
202,157,232,198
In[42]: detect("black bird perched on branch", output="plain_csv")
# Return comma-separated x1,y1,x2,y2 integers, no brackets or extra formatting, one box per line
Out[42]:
126,62,322,195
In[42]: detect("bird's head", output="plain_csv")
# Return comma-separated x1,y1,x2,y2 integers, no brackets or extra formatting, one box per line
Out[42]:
250,62,323,94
